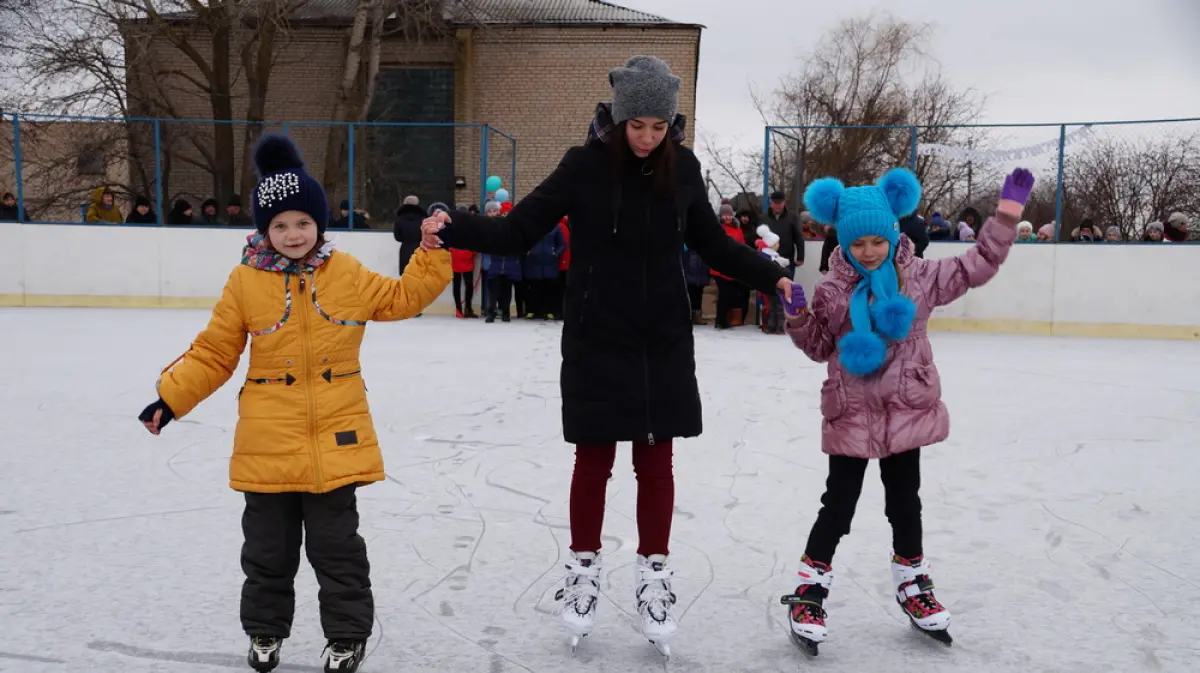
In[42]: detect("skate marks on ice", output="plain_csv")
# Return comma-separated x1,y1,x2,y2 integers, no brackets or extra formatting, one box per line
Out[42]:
0,650,66,664
87,640,324,671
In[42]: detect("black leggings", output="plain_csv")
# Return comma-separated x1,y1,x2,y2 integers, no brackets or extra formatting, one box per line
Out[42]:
687,284,705,312
487,276,514,317
452,272,474,313
804,448,923,566
714,277,745,328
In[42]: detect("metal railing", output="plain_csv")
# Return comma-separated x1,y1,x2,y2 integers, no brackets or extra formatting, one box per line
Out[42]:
763,117,1200,242
1,112,517,229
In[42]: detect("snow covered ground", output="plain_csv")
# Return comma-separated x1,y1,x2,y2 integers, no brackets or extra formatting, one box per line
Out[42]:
2,307,1199,672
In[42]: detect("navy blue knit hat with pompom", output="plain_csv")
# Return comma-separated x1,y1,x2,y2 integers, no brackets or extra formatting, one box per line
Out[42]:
251,134,328,234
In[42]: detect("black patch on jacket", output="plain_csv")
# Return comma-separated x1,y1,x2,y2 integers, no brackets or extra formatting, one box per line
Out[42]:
335,430,358,447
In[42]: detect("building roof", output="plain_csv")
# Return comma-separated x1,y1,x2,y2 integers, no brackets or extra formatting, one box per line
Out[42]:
148,0,698,28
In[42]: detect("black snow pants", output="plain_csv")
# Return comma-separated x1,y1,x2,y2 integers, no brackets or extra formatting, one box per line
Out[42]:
240,484,373,640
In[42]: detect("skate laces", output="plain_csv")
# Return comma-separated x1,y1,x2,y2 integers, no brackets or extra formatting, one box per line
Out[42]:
324,639,362,658
557,558,600,615
636,562,677,623
902,576,945,617
250,635,280,649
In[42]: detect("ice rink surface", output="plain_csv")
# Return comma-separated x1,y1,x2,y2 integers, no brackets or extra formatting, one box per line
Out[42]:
2,307,1199,672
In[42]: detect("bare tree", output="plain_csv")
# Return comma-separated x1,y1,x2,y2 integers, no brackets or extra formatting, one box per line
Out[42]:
706,13,986,217
1062,132,1200,239
320,0,468,200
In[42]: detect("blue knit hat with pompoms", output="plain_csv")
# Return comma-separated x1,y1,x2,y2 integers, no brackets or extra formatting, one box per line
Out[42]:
803,168,922,377
251,134,329,235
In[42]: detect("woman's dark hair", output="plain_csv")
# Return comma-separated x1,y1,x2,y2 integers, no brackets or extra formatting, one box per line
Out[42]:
606,121,677,195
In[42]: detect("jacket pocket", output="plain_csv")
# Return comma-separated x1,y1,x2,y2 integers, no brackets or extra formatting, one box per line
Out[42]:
899,362,942,409
819,374,847,421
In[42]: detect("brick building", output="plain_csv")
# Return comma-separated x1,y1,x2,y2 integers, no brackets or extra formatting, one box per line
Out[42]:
120,0,701,224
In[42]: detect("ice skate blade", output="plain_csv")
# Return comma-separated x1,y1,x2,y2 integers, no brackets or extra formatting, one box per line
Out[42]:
788,629,820,657
909,620,952,646
567,633,587,653
649,639,671,657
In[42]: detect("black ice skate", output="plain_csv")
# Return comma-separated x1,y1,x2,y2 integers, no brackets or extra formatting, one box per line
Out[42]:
323,639,366,672
246,635,282,672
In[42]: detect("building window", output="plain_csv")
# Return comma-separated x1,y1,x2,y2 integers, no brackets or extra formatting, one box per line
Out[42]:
76,145,106,176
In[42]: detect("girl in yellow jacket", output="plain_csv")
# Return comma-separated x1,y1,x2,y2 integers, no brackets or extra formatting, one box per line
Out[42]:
137,135,451,673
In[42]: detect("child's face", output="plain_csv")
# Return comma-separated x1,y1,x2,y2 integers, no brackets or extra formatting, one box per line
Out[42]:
267,210,318,259
849,235,890,271
1037,230,1051,241
1106,230,1120,242
137,205,149,214
1149,229,1163,241
102,194,114,207
721,213,733,224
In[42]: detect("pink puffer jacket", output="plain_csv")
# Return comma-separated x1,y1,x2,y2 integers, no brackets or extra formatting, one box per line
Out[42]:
787,209,1019,459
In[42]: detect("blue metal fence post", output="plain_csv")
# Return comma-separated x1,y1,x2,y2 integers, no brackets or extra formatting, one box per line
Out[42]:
510,135,517,201
1053,124,1066,242
11,114,25,222
153,119,164,226
762,126,772,214
479,125,490,207
281,123,290,136
347,122,355,230
909,126,919,171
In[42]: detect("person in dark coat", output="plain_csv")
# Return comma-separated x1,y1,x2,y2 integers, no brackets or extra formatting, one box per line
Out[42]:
899,213,929,258
392,196,425,275
681,244,710,324
0,192,29,222
125,195,157,224
411,56,794,647
166,199,195,226
223,194,253,227
523,224,564,319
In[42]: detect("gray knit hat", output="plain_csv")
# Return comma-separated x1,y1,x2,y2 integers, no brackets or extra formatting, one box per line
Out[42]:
609,55,681,124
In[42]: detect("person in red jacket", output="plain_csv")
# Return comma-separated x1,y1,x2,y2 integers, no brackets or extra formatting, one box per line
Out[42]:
710,204,750,329
556,217,570,320
450,245,478,318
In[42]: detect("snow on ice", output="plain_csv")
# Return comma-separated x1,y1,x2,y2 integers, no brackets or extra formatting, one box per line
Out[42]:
1,307,1198,672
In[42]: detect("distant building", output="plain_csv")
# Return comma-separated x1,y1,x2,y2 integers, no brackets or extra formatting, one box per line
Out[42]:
119,0,702,220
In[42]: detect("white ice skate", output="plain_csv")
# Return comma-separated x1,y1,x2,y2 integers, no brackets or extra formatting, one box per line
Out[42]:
635,554,678,657
779,556,833,657
891,555,952,645
555,551,601,652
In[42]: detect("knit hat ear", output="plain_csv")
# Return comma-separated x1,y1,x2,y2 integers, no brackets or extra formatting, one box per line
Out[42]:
876,168,921,218
803,177,844,225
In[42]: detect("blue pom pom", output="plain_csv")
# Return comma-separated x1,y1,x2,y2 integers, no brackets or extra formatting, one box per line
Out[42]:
837,330,888,377
803,177,844,225
876,168,922,218
253,134,304,177
870,296,916,341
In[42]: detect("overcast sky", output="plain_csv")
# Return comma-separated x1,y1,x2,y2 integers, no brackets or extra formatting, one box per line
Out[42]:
627,0,1200,154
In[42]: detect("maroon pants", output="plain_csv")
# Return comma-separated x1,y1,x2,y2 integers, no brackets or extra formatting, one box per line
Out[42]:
570,440,674,557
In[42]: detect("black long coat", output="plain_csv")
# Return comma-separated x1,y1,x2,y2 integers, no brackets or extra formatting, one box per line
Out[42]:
437,141,786,445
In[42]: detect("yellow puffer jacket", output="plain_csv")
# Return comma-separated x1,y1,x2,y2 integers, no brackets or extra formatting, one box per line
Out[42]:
157,243,452,494
84,186,123,223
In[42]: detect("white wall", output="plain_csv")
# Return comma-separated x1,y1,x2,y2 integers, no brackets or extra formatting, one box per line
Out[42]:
3,224,1199,338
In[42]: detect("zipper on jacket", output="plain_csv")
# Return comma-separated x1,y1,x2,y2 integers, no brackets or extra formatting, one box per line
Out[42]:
331,369,362,379
298,273,324,491
642,203,655,446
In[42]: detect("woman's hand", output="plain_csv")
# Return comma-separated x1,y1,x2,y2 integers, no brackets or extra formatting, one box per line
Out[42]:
419,213,448,250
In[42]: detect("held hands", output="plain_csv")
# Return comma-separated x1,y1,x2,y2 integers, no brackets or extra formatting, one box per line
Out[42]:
998,168,1035,220
138,398,175,435
420,211,451,250
777,279,807,319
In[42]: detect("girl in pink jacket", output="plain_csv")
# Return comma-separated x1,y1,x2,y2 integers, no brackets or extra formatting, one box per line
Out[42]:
775,167,1035,655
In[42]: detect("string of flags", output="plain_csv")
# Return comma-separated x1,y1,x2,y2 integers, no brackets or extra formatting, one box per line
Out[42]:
916,125,1096,162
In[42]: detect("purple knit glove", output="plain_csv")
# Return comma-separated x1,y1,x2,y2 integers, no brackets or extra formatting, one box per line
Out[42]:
778,283,807,318
1000,168,1035,205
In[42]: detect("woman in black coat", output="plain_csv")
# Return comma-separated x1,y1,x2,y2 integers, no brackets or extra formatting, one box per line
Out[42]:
418,56,793,651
